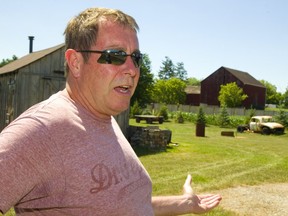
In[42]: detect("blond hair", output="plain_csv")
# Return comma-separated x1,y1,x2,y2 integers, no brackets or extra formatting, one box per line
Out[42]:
64,7,139,68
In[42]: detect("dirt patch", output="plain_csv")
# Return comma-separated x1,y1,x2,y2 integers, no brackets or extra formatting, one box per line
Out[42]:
216,183,288,215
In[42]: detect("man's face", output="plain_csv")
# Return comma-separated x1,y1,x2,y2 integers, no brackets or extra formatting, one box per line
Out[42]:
76,21,140,118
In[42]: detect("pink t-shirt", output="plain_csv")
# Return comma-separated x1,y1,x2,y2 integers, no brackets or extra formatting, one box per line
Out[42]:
0,90,153,215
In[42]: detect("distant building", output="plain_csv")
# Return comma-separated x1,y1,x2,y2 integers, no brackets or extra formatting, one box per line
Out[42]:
185,85,200,106
200,66,266,109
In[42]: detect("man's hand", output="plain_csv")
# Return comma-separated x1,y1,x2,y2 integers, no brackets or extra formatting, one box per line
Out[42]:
152,174,222,215
183,174,222,214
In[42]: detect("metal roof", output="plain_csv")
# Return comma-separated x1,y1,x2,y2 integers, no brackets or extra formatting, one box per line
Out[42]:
0,43,65,75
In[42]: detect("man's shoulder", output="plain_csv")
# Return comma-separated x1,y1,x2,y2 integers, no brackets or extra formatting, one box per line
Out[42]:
15,91,74,126
34,90,72,112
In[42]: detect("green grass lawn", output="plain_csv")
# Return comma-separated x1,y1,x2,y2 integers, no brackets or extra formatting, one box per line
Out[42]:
130,119,288,215
2,120,287,216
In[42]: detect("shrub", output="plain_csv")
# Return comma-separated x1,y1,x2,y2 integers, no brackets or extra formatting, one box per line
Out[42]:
175,111,184,123
142,109,152,115
218,105,230,127
130,100,142,117
245,108,256,124
275,109,288,127
229,116,246,127
206,114,218,125
196,107,206,125
159,105,169,121
184,112,197,122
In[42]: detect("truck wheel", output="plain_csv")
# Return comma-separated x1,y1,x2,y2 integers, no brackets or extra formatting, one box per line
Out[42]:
237,126,243,133
262,127,271,135
237,126,245,133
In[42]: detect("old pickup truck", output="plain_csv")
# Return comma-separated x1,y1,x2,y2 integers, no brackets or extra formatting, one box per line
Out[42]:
237,115,285,135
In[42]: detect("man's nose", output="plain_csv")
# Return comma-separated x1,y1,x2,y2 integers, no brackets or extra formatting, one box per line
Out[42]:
124,56,139,76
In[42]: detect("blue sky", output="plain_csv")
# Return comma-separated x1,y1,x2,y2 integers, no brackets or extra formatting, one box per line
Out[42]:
1,0,287,93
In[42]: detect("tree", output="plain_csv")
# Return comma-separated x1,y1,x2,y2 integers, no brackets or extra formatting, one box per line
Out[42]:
186,77,201,86
130,100,142,117
158,56,188,82
218,104,230,127
131,54,154,108
260,80,283,105
158,56,175,80
275,109,288,127
152,78,186,104
218,82,248,107
175,62,187,81
283,86,288,108
0,55,18,67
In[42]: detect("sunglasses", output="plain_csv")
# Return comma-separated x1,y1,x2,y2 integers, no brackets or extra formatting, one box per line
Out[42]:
76,49,143,68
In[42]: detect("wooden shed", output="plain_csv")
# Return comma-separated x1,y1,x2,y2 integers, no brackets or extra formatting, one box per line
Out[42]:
0,44,129,135
200,66,266,109
0,44,66,130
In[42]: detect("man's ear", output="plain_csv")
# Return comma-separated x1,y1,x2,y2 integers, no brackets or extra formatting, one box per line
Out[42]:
65,49,82,78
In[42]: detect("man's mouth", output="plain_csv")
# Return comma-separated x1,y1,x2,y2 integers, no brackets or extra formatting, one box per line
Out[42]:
115,85,131,93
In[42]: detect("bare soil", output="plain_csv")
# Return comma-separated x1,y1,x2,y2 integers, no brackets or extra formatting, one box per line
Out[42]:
216,183,288,215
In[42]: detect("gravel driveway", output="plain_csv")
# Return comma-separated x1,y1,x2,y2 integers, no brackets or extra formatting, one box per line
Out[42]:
216,183,288,215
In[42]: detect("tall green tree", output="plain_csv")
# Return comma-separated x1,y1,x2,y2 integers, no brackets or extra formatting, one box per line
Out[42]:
158,56,175,80
175,62,187,81
0,55,18,67
218,82,248,107
131,54,154,107
158,57,188,81
152,78,186,104
260,80,283,105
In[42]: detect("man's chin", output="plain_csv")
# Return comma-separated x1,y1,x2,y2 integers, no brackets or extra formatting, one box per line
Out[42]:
111,104,130,116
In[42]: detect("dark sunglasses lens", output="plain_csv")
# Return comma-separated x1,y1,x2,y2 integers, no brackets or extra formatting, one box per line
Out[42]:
110,54,127,65
132,52,143,68
97,51,126,65
97,50,142,67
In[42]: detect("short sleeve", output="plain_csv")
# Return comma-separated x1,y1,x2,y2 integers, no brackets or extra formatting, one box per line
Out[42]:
0,117,53,213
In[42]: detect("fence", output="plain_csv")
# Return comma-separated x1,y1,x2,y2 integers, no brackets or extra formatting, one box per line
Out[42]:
150,103,285,117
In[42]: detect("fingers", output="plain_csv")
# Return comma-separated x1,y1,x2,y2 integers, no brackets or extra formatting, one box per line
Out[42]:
199,194,222,208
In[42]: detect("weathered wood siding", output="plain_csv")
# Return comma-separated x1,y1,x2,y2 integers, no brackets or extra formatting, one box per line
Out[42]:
114,108,130,137
0,72,17,126
0,47,66,130
243,85,266,110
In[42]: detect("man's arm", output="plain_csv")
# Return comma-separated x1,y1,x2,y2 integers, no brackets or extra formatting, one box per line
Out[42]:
152,174,222,216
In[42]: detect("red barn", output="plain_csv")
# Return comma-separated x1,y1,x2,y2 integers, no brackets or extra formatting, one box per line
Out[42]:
185,85,200,106
200,66,266,109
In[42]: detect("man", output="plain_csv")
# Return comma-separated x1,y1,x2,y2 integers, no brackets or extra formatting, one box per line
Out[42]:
0,7,221,215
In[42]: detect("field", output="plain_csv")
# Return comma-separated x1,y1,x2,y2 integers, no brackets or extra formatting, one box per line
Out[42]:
130,119,288,215
2,120,287,216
